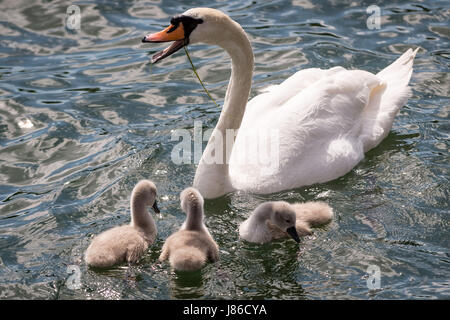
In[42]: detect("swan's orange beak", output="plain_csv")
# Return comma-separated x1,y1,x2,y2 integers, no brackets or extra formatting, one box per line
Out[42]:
142,23,185,43
142,23,186,64
143,15,203,63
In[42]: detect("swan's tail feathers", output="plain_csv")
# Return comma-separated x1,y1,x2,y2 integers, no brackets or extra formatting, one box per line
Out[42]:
376,48,419,85
362,48,419,152
169,248,206,272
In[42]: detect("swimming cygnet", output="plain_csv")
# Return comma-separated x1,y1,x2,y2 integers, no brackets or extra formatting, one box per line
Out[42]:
159,187,219,272
239,201,333,244
84,180,160,268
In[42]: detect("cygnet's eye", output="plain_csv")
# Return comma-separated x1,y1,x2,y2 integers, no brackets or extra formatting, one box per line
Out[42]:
285,219,291,223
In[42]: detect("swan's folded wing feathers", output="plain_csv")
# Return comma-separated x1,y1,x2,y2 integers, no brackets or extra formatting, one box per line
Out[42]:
231,68,385,193
273,69,384,141
244,68,383,138
245,67,335,116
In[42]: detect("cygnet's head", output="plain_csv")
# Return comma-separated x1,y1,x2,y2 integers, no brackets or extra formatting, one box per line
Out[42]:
142,8,237,63
180,187,204,215
131,180,160,213
257,201,300,243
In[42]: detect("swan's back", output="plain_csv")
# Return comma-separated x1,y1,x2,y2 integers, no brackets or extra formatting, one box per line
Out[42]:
229,49,418,194
231,68,380,192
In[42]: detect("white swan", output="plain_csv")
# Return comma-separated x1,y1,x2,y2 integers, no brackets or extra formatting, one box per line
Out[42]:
84,180,160,268
239,201,333,243
143,8,419,199
159,187,219,271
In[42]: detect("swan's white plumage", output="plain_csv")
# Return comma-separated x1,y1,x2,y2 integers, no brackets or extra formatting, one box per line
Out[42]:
230,49,418,194
230,68,380,192
153,8,419,198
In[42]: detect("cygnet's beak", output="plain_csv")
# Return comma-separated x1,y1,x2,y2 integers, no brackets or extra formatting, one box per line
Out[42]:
286,226,301,243
152,199,161,214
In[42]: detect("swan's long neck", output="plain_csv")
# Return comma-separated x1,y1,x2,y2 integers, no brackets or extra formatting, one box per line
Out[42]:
130,195,156,241
193,19,254,199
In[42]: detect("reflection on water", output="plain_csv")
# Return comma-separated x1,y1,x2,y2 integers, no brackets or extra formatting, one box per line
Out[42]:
0,0,449,299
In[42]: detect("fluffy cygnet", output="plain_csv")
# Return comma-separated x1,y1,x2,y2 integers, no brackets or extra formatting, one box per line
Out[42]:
239,201,300,244
159,187,219,271
84,180,160,268
267,201,334,240
239,201,333,243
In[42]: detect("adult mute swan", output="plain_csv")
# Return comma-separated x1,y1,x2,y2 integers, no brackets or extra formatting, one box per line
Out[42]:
142,8,418,199
84,180,160,268
159,187,219,271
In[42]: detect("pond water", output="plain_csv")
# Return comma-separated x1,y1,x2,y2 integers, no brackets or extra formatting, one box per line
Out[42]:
0,0,448,299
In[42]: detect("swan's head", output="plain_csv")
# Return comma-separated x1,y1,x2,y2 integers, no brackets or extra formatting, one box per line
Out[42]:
256,202,300,243
180,187,204,215
142,8,233,63
132,180,160,213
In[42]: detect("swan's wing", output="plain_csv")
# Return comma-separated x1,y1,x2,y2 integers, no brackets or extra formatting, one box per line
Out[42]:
242,67,385,143
245,66,346,116
230,68,385,193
